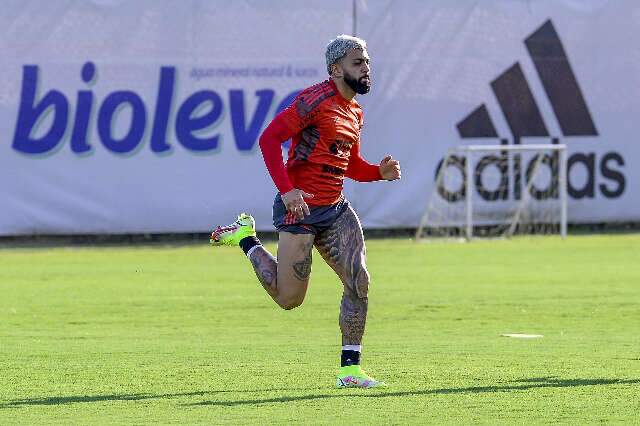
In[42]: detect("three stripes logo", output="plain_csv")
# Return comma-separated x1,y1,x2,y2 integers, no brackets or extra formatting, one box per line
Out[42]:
442,19,625,202
457,19,597,142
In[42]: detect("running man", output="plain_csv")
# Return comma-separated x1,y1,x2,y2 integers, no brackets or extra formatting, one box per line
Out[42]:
210,35,401,388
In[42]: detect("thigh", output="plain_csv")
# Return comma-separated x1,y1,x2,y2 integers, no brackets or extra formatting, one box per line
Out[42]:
314,205,369,298
276,231,316,300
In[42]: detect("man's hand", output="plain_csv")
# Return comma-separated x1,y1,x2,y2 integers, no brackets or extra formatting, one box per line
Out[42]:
379,155,401,181
281,188,314,220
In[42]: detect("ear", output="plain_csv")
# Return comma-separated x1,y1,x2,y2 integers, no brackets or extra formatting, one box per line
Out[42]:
331,62,343,78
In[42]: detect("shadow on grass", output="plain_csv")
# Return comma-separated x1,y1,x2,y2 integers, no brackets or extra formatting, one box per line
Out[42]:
0,388,322,408
3,378,637,408
185,377,640,407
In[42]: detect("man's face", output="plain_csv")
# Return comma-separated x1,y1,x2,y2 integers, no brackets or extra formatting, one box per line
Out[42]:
338,48,371,94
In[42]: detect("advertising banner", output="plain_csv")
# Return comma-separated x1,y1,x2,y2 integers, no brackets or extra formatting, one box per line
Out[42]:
354,0,639,228
0,0,637,235
0,0,352,234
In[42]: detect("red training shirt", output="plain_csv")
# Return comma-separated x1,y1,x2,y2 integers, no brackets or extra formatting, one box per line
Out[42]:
259,79,382,206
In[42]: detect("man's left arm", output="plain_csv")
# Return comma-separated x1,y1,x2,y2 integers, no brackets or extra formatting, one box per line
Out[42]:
345,142,401,181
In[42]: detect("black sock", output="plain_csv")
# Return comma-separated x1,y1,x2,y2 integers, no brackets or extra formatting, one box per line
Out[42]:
341,350,361,367
239,236,261,255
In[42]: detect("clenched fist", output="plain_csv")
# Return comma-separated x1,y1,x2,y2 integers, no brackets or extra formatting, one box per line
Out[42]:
379,155,401,181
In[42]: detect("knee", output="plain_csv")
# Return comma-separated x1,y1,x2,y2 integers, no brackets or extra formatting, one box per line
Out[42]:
280,301,302,310
278,295,304,310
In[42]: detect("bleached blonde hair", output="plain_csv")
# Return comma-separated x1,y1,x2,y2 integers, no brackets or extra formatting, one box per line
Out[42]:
325,35,367,75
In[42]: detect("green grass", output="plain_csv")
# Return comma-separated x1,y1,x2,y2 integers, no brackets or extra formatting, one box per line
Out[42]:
0,234,638,424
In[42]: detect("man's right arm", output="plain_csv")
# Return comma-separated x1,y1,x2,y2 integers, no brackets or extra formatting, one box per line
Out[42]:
258,115,295,194
258,101,316,219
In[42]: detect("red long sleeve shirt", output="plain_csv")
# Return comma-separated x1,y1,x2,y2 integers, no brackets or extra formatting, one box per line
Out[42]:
259,79,382,206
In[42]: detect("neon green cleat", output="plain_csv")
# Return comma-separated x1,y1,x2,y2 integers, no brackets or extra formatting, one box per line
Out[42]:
336,365,385,388
210,213,256,246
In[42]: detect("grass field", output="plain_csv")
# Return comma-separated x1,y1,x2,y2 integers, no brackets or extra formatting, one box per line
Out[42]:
0,234,638,424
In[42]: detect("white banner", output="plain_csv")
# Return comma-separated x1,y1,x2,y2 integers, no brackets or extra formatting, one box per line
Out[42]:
0,0,638,235
352,0,639,228
0,0,352,234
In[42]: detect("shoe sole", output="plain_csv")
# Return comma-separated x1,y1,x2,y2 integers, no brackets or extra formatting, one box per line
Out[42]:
336,378,385,388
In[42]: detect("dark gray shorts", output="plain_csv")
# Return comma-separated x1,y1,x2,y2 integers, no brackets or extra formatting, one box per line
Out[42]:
272,194,350,235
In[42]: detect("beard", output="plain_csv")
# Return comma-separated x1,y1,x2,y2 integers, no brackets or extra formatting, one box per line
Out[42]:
343,71,371,95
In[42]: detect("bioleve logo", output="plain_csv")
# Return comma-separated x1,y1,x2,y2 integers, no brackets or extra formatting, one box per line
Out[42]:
12,62,299,156
438,19,625,201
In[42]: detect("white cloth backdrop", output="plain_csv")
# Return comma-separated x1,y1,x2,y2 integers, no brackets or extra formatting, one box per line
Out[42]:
351,0,639,228
0,0,637,235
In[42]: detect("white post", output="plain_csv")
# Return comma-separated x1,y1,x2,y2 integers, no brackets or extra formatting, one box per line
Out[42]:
465,149,473,240
559,146,568,239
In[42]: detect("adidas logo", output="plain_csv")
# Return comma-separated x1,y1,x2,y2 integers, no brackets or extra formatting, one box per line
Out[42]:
458,19,597,141
440,19,625,202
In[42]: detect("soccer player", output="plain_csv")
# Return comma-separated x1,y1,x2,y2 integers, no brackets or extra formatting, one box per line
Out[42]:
210,35,401,388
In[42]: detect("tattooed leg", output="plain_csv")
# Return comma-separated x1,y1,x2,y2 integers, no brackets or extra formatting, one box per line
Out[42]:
275,232,315,310
247,232,315,310
314,205,370,345
339,278,369,345
248,247,278,298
